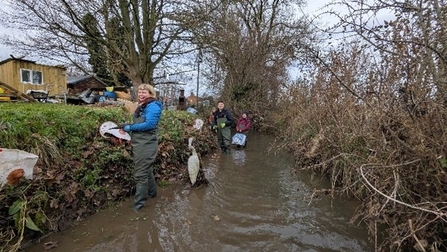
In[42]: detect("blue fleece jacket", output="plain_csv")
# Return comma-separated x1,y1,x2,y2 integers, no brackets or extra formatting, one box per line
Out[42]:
123,100,162,132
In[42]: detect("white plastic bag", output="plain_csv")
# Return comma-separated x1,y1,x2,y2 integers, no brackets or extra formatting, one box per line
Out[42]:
0,148,38,185
99,121,131,141
193,118,204,131
232,133,246,145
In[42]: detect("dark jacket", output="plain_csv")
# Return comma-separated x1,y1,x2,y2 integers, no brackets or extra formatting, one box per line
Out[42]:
213,109,234,127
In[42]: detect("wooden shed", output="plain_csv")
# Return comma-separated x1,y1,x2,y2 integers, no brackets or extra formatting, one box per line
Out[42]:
0,57,67,96
66,75,107,94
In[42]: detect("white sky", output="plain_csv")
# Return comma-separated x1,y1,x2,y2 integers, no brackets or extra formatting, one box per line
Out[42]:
0,1,336,61
0,0,398,97
0,2,14,60
0,0,359,94
0,46,11,60
0,1,337,95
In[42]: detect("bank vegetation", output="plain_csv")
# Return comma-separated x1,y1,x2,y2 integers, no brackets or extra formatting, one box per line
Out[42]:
263,1,447,251
0,103,214,252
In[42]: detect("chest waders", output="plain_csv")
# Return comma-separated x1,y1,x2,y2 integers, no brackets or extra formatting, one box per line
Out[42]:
131,115,158,211
216,117,231,153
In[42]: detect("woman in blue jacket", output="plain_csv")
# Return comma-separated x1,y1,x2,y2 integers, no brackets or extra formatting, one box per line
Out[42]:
119,84,162,211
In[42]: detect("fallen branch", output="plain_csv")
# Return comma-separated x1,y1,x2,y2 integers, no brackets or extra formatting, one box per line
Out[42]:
359,161,447,220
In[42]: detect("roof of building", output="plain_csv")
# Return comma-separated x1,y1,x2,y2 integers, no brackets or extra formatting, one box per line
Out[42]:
0,58,35,65
0,57,66,69
67,75,107,86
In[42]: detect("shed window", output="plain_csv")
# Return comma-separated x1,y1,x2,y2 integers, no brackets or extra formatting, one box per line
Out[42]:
20,69,43,84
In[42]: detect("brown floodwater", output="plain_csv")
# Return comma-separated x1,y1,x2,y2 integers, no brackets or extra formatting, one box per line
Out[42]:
25,132,373,252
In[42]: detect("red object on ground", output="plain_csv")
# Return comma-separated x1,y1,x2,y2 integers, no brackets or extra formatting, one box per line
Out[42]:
7,169,25,185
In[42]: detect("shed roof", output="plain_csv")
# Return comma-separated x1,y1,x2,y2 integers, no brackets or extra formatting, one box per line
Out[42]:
67,75,107,86
0,57,66,69
0,58,35,65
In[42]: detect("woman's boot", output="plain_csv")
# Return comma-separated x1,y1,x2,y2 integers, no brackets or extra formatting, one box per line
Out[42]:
133,185,149,211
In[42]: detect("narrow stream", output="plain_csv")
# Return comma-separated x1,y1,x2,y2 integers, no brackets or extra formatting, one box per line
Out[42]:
26,132,372,252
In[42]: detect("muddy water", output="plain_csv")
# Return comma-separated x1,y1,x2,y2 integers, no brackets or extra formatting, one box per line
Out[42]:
26,132,372,252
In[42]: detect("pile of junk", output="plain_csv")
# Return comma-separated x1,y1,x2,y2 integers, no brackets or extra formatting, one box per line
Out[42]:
66,88,123,105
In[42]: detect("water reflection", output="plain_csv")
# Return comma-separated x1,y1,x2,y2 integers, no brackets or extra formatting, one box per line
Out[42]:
25,132,373,252
231,148,247,166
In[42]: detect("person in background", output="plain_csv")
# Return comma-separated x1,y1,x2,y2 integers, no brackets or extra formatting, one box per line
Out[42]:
130,86,136,101
235,111,252,147
119,84,162,211
212,101,234,154
208,107,217,131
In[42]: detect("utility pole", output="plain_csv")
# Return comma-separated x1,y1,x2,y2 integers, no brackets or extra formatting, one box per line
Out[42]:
196,50,202,107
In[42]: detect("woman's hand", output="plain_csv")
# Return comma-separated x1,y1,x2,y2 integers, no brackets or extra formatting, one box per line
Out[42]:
119,129,126,135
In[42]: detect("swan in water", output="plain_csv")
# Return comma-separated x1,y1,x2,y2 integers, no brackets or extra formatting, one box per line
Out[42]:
188,137,200,185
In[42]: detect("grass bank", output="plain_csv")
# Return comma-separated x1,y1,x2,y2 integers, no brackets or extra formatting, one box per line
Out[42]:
0,103,216,251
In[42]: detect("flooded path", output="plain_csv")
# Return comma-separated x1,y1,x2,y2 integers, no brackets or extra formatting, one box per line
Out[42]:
26,132,372,252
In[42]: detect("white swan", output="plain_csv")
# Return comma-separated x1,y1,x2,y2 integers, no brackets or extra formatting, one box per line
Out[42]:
188,137,200,185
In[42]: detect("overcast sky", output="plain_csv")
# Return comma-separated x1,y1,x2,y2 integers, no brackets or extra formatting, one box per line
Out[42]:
0,1,336,61
0,2,13,60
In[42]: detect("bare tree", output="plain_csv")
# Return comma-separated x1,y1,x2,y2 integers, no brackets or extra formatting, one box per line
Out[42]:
287,0,447,250
179,0,313,113
0,0,192,86
324,0,447,106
